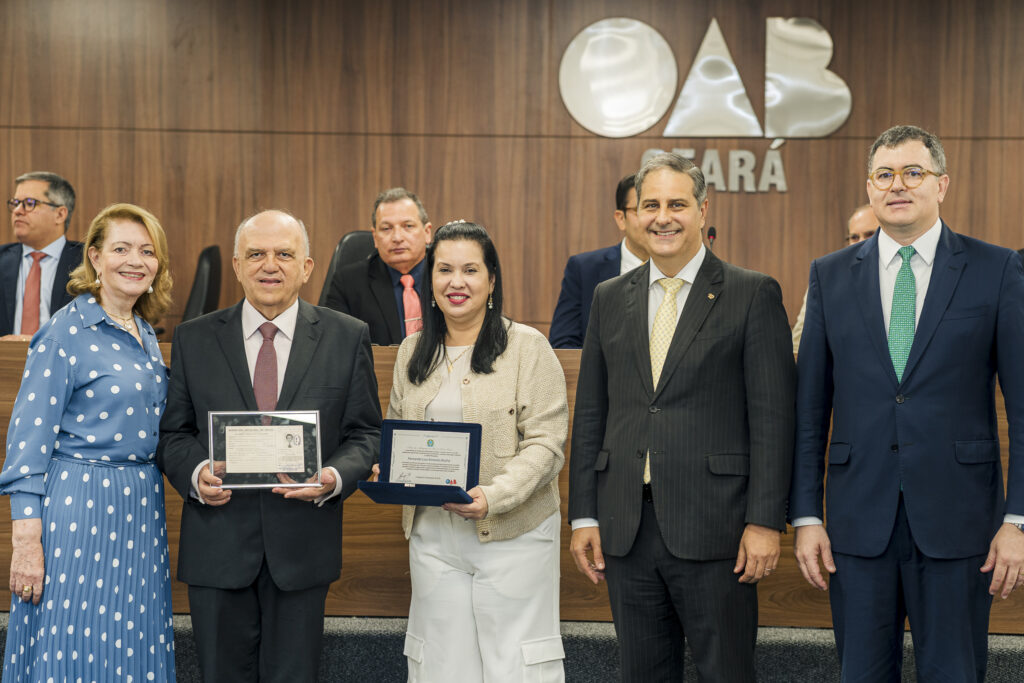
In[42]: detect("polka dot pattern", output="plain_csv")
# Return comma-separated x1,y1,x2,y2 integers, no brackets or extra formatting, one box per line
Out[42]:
1,294,175,681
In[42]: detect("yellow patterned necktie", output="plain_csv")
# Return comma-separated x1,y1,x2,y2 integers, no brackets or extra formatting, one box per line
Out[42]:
645,277,684,484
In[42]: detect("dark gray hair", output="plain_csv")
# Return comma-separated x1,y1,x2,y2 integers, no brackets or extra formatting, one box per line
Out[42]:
371,187,429,228
234,210,310,258
15,171,76,230
635,152,707,205
868,125,947,175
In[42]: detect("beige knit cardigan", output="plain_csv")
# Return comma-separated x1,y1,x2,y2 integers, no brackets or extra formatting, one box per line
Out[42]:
387,322,568,542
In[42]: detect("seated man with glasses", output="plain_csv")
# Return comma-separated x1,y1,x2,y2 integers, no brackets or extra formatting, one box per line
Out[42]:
549,173,648,348
1,172,82,340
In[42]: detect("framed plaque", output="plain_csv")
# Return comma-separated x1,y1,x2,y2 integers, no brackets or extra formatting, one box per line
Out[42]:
208,410,322,489
358,419,481,506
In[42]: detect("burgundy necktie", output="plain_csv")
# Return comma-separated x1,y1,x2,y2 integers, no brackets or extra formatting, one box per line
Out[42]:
400,274,423,336
253,322,279,411
20,252,46,336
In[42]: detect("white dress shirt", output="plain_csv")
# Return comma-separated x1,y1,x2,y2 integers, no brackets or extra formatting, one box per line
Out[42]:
619,239,646,275
572,246,708,531
793,220,1024,527
191,299,342,503
13,235,67,333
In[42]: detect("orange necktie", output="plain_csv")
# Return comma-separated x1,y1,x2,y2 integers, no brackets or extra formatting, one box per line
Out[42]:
401,274,423,336
20,252,47,336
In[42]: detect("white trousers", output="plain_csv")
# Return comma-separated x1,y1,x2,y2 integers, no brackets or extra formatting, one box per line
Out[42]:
405,507,565,683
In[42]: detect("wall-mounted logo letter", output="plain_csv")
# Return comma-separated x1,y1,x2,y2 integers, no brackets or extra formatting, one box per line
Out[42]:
663,19,762,138
559,18,678,138
764,18,851,137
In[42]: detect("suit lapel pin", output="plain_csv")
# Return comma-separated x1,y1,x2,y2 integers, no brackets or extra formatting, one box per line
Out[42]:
707,293,715,300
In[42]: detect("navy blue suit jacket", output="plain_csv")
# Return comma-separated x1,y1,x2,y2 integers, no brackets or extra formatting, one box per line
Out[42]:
549,244,620,348
791,224,1024,559
0,239,83,335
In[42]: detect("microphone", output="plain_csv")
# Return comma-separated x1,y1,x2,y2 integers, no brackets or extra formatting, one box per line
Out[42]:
707,226,717,251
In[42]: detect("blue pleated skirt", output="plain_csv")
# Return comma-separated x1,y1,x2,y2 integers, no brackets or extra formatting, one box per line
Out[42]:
3,457,176,682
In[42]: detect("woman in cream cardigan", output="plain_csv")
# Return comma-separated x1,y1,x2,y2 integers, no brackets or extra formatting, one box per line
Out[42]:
387,221,568,682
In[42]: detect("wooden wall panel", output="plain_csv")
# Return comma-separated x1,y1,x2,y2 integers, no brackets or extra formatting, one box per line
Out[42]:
6,130,1021,333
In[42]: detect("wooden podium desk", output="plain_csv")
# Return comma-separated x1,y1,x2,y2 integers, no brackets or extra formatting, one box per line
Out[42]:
0,342,1021,631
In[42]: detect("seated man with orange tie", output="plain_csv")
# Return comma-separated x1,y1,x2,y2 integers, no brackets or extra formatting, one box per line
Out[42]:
0,172,82,340
323,187,433,344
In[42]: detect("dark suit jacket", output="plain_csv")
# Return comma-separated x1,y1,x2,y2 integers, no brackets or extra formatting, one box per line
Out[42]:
157,300,382,591
549,244,620,349
568,251,796,559
791,225,1024,559
0,239,83,335
322,252,409,345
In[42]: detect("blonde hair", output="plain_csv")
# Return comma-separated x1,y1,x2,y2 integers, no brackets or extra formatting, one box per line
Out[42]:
68,203,173,323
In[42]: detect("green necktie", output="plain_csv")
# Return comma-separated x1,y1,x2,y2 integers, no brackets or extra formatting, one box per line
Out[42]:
888,246,916,382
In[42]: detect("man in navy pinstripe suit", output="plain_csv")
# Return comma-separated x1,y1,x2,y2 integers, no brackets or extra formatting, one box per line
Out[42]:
569,153,795,682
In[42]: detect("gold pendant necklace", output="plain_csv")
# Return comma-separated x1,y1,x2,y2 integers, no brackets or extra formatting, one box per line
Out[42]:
444,346,473,373
104,308,134,331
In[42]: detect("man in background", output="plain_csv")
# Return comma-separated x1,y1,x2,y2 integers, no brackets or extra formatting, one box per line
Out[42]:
0,171,81,339
791,204,878,353
549,174,648,348
323,187,433,345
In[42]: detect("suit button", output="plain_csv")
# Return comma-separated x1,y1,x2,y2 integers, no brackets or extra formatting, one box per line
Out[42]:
481,530,489,536
649,405,659,413
895,394,905,404
636,450,644,459
462,378,470,385
891,444,898,452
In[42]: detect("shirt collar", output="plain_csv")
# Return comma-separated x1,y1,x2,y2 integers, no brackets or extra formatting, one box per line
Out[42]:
878,217,942,269
74,293,110,327
73,293,156,345
21,235,66,261
241,298,299,341
619,239,646,273
649,245,706,289
387,258,426,288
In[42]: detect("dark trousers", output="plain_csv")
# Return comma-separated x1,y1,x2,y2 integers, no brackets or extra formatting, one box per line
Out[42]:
604,496,758,682
830,497,991,683
188,559,330,683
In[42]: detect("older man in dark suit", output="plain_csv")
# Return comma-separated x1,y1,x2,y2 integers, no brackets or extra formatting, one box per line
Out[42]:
1,172,82,339
158,210,381,682
568,153,795,681
322,187,433,345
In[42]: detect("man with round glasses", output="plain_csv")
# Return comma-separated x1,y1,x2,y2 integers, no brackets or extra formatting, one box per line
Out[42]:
791,125,1024,681
1,171,82,340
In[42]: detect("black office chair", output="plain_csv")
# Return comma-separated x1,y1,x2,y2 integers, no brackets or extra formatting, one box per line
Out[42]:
180,245,222,323
319,230,375,305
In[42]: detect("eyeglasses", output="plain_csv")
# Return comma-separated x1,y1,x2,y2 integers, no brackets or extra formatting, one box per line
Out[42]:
868,167,942,191
7,197,61,213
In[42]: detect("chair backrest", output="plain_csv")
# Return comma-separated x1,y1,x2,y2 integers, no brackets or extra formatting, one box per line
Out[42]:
319,230,376,305
181,245,222,322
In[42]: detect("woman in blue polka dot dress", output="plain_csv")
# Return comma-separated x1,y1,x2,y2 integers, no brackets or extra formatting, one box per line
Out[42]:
1,204,177,682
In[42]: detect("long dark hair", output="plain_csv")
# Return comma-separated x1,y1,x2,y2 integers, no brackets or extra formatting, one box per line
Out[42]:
407,221,508,384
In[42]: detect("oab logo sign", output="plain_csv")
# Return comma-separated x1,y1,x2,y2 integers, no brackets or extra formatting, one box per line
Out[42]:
559,17,852,193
